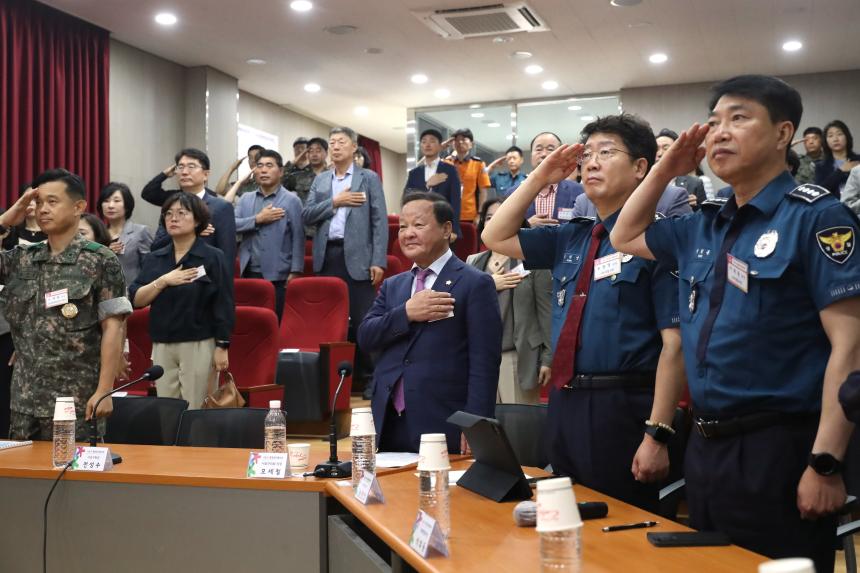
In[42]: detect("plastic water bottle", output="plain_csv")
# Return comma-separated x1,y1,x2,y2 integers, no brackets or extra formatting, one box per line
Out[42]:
540,525,583,571
264,400,286,454
418,469,450,538
52,397,77,469
351,434,375,490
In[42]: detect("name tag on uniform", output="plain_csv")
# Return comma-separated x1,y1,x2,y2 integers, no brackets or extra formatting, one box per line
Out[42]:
727,254,749,293
594,253,622,281
195,265,207,280
557,208,574,221
45,288,69,309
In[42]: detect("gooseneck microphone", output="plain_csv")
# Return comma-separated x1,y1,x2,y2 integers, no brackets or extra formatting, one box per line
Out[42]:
311,361,353,478
88,365,165,456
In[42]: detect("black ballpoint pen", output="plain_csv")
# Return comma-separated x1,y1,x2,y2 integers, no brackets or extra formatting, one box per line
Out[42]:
602,520,658,532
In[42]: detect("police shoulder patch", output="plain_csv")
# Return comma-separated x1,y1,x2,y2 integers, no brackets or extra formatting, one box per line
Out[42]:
701,197,728,209
789,184,829,204
816,226,855,264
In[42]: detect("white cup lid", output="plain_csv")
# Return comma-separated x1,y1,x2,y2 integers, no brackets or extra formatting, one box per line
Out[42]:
536,477,581,532
418,434,450,471
758,558,815,573
269,400,281,409
53,397,76,421
349,408,376,436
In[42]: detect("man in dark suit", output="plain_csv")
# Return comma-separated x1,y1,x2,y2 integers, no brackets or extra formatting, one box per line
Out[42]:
404,129,462,239
141,147,236,266
518,132,584,226
358,191,501,454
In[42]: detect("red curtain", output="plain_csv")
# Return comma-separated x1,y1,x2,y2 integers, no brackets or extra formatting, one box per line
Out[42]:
1,0,110,208
358,134,383,182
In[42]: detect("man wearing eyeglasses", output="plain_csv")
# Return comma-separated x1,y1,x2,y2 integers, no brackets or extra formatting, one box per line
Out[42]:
141,147,237,269
519,132,583,228
482,115,684,514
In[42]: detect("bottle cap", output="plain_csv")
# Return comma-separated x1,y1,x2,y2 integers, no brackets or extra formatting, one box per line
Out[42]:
53,397,77,421
536,477,582,532
269,400,281,409
349,407,376,436
417,433,450,471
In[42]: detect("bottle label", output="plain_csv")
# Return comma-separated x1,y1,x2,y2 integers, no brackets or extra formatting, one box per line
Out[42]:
409,510,449,558
70,446,113,472
246,452,289,479
355,471,384,504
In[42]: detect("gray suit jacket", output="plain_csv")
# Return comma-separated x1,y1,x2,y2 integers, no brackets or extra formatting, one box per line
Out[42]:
116,221,153,286
843,164,860,215
572,184,692,219
302,166,388,281
466,251,553,391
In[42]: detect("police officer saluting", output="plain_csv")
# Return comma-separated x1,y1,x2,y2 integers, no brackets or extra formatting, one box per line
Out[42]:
0,169,132,441
612,75,860,572
483,114,685,513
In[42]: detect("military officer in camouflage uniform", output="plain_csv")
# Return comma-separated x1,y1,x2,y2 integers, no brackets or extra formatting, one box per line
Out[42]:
0,169,131,441
283,137,329,238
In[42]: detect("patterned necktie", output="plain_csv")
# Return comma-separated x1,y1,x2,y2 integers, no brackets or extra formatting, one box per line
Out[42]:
549,223,606,389
392,268,433,414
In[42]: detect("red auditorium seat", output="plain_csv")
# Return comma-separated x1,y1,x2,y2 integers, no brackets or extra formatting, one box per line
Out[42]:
454,221,478,261
303,255,314,275
378,255,404,292
124,307,154,395
230,307,280,408
233,278,276,313
387,214,399,224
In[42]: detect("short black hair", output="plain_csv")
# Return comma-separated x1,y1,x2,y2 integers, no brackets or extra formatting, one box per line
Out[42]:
307,137,328,152
257,149,284,168
530,131,562,151
452,128,474,142
160,192,211,236
580,114,658,173
80,213,111,246
786,148,800,176
708,74,803,132
354,146,373,171
505,146,523,156
803,126,823,138
247,145,265,155
293,137,309,147
477,197,506,248
174,148,211,171
30,168,86,201
420,128,443,143
98,182,135,219
656,128,679,141
401,191,454,227
822,120,855,159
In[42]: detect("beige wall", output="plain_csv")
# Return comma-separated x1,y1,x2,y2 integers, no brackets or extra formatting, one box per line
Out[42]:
379,147,407,214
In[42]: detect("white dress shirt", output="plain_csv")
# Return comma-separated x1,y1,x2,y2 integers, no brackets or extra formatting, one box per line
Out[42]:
410,248,453,295
328,164,354,240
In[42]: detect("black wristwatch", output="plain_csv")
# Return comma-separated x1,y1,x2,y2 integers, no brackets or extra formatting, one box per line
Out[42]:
0,224,7,236
215,340,231,350
644,423,674,445
808,452,843,476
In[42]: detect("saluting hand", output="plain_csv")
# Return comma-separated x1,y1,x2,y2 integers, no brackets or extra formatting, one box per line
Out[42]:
405,290,455,323
0,187,38,228
656,123,709,180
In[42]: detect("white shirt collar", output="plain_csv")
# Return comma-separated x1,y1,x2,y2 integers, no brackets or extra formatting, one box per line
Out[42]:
195,189,206,199
411,248,453,276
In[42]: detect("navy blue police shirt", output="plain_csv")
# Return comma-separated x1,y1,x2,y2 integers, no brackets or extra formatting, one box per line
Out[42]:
645,171,860,415
518,210,679,377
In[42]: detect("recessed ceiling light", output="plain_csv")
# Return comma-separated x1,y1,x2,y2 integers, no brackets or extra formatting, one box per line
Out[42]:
541,80,559,90
488,122,501,128
493,36,514,44
610,0,642,6
525,64,543,75
469,104,481,109
782,40,803,52
303,83,321,93
581,115,596,121
511,121,517,127
470,112,485,118
411,73,428,84
568,105,582,111
365,47,383,55
506,134,515,140
434,88,450,99
290,1,313,12
354,106,369,116
510,51,533,60
324,25,357,35
405,126,416,134
649,53,668,64
510,112,517,118
246,58,267,65
154,12,177,26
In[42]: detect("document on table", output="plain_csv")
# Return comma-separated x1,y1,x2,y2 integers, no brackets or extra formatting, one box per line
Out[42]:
0,440,33,451
375,452,420,468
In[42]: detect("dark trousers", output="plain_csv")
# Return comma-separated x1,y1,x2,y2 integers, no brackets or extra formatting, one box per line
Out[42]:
320,243,376,381
242,270,286,323
0,333,13,438
377,399,419,453
546,386,663,514
685,418,836,573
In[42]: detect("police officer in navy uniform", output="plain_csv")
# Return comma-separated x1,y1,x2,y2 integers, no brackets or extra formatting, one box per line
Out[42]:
483,114,685,513
612,75,860,572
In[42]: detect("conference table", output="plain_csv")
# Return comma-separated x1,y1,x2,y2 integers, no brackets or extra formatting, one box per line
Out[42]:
0,441,768,572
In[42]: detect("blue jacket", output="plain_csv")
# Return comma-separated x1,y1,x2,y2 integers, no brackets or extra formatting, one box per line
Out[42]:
524,180,585,220
235,186,305,280
405,161,462,237
358,255,501,453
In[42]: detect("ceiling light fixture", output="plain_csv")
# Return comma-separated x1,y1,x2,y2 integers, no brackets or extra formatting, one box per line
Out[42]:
510,51,533,60
541,80,559,90
581,115,596,121
290,1,313,12
154,12,177,26
246,58,267,65
303,83,321,93
411,73,429,84
434,88,450,99
493,36,514,44
525,64,543,75
610,0,642,6
324,25,357,35
354,106,369,116
782,40,803,52
469,104,482,109
470,112,485,118
649,53,668,64
568,105,582,111
488,122,501,128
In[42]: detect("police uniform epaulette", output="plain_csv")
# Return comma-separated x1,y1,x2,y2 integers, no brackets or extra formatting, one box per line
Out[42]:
788,183,829,204
572,216,596,224
701,197,728,209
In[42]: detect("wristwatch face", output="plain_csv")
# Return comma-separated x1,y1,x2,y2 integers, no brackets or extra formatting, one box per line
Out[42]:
646,425,671,444
810,453,841,475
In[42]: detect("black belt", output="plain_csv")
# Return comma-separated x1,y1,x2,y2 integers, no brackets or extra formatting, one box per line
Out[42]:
562,372,656,390
327,239,344,246
693,411,819,439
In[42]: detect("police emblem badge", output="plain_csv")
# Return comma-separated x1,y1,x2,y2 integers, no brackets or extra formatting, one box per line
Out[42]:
816,227,854,264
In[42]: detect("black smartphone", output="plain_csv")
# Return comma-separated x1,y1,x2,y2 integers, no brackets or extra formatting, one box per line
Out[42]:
647,531,731,547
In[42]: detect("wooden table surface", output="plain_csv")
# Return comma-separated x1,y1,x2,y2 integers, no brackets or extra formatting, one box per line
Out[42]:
327,461,769,573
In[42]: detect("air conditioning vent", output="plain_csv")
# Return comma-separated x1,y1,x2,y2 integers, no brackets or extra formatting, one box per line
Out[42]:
414,2,548,40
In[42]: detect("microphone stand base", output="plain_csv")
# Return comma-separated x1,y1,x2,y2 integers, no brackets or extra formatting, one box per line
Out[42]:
313,460,352,479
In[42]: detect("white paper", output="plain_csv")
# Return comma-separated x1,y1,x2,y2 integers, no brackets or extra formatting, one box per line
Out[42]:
195,265,207,280
510,263,531,277
375,452,420,468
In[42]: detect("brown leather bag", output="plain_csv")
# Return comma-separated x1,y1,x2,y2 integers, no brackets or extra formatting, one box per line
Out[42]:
202,370,246,409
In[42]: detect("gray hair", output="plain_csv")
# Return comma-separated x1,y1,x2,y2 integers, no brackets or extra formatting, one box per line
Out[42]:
330,126,358,144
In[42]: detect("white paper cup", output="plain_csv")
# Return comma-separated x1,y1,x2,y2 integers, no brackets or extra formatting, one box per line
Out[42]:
53,397,76,421
350,407,376,437
758,558,815,573
417,433,450,471
535,477,582,532
287,443,310,470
